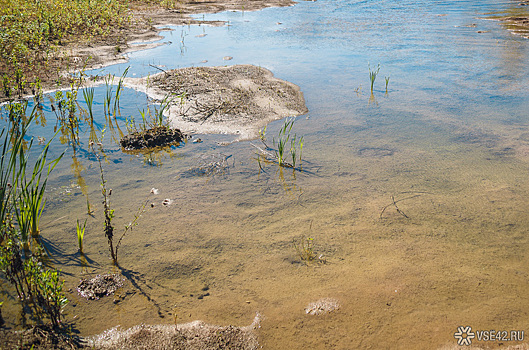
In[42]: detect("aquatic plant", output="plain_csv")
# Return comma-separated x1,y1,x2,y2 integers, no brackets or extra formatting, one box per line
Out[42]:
290,135,304,168
293,235,317,263
104,75,114,118
257,118,304,168
369,63,380,93
276,131,288,166
115,200,148,261
50,72,86,147
5,102,63,250
93,145,117,264
385,76,390,94
92,144,148,266
276,118,304,168
0,102,68,327
76,219,87,254
103,67,129,118
82,87,95,122
19,146,62,242
292,221,327,265
259,125,267,142
127,94,173,134
86,197,94,216
25,258,69,327
114,67,129,116
154,95,171,128
82,86,104,147
253,118,305,171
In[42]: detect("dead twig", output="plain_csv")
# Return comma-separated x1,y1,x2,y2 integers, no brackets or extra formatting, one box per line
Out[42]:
149,64,170,76
380,194,423,219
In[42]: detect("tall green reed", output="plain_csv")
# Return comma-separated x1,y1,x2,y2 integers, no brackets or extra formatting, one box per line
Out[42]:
76,219,87,255
274,117,303,169
369,63,380,93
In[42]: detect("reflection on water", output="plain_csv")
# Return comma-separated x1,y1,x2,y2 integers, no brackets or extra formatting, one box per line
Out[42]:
2,0,529,348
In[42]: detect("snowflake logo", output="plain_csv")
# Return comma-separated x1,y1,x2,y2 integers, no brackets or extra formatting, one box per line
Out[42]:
454,326,475,346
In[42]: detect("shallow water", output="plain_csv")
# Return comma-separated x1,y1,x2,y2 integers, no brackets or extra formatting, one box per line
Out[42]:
3,0,529,349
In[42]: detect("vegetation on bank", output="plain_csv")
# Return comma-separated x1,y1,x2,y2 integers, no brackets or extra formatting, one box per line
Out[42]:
0,0,180,101
0,0,132,98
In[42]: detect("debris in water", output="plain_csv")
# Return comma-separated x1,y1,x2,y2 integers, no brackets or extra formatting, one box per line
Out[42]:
77,274,125,300
304,298,340,315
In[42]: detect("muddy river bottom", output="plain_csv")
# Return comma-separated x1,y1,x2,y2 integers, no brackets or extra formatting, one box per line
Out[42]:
8,112,523,350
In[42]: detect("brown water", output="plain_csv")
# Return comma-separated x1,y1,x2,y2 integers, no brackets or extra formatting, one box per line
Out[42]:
3,0,529,349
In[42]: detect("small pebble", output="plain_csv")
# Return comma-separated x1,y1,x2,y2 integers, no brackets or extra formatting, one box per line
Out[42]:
193,138,203,143
223,56,233,61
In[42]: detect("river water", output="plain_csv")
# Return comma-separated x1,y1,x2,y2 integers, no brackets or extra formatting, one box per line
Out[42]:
2,0,529,348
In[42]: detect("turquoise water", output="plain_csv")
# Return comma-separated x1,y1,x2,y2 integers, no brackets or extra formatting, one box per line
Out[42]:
3,1,529,348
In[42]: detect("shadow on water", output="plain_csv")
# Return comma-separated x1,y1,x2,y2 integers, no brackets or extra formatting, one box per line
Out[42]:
39,236,101,276
117,266,166,318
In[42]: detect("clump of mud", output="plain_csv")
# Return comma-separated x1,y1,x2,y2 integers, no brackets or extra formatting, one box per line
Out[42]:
120,127,185,150
87,313,261,350
77,274,125,300
304,298,340,315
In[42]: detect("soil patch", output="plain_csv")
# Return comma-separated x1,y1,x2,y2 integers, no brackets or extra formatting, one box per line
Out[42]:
120,127,186,150
87,314,261,350
124,65,308,140
131,0,298,27
77,274,126,300
0,315,260,349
